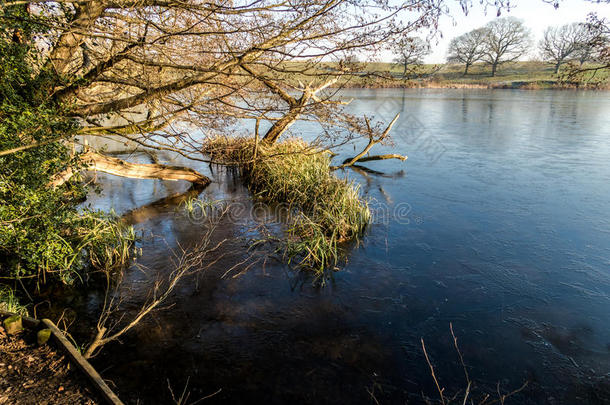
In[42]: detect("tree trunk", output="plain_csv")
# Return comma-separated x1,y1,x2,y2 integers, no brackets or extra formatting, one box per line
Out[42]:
463,63,470,76
402,63,408,78
46,1,106,77
83,327,106,359
554,62,561,74
255,75,339,145
491,63,497,77
262,112,300,144
51,151,211,187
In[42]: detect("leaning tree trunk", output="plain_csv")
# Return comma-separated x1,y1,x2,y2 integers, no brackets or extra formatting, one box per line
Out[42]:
51,151,211,188
262,111,302,144
463,63,470,76
242,63,341,145
554,62,561,74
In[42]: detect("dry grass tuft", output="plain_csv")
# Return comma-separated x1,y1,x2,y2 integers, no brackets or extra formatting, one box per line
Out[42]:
203,136,370,272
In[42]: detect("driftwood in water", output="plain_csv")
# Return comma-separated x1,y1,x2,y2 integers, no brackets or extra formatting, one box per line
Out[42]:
51,151,210,188
342,154,407,164
332,113,407,170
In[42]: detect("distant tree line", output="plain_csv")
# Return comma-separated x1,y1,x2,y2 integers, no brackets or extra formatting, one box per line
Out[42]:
446,17,531,77
444,16,608,76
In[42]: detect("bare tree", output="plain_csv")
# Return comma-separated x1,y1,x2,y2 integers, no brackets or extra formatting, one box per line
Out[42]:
447,28,487,75
392,37,431,77
1,0,576,180
482,17,532,77
0,0,459,184
576,15,609,66
240,64,346,145
539,23,589,73
565,13,610,84
575,34,598,66
331,113,406,170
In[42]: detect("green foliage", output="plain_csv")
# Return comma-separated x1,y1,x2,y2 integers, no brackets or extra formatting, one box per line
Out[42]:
0,286,28,316
0,6,136,284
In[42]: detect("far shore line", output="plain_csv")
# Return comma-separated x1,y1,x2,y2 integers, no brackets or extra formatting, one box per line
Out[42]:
302,61,610,91
331,80,610,91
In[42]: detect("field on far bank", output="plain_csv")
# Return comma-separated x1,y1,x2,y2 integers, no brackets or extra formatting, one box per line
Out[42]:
309,61,610,89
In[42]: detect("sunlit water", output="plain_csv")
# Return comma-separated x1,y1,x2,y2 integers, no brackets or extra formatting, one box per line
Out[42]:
79,89,610,404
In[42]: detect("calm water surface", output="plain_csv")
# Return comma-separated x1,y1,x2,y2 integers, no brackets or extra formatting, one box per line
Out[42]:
83,89,610,404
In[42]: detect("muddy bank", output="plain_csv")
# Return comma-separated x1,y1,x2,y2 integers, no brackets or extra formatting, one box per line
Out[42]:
0,326,101,405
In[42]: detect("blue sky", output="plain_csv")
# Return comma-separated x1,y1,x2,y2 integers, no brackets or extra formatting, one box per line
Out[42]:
408,0,610,63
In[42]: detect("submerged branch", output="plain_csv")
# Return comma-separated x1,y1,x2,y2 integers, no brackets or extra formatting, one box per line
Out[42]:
331,113,406,170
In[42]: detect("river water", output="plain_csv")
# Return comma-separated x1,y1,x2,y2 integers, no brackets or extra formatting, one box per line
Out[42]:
82,89,610,404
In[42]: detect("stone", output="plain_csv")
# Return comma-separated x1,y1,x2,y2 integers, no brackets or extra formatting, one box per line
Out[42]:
2,316,23,335
37,329,52,345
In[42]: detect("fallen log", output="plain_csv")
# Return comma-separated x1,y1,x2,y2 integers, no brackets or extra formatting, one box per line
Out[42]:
51,151,211,188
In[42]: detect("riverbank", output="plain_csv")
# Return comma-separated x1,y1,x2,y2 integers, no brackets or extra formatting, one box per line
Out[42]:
339,78,607,90
339,78,610,90
285,61,610,90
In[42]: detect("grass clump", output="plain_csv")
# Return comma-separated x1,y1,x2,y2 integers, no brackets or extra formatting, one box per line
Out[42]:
0,206,137,285
0,286,28,316
203,136,370,272
62,211,138,278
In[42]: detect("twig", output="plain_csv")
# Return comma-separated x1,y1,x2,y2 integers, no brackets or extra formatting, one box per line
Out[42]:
450,323,470,387
421,338,446,405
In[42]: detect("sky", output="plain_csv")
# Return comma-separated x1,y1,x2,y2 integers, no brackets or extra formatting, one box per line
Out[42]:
396,0,610,63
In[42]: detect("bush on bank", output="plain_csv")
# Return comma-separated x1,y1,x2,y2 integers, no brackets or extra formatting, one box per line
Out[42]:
0,12,136,299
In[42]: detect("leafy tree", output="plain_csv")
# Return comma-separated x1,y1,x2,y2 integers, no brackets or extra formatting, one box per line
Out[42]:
0,3,133,284
447,28,487,75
